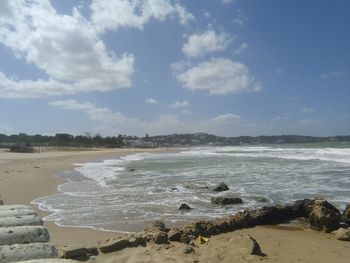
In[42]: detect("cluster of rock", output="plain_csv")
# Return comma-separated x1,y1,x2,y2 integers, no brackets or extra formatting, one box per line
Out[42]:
179,183,243,209
0,199,74,262
57,198,350,261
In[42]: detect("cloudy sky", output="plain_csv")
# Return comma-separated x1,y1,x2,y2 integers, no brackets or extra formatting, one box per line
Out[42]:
0,0,349,136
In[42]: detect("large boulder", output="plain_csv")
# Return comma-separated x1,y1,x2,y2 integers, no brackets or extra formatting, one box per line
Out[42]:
58,245,87,260
343,204,350,223
248,205,295,225
211,196,242,205
98,237,129,254
333,227,350,241
153,232,169,244
212,183,229,192
308,199,341,232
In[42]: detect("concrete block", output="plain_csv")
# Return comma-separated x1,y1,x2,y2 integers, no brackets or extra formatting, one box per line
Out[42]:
0,226,50,246
0,205,35,212
0,210,37,218
0,243,58,262
0,215,43,228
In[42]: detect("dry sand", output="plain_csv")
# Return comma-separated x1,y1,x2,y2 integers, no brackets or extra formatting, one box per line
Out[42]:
0,148,349,263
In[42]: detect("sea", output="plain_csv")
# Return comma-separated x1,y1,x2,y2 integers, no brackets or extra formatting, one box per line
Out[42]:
32,142,350,233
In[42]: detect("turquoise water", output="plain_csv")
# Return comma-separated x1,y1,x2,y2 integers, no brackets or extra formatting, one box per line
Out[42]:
32,144,350,232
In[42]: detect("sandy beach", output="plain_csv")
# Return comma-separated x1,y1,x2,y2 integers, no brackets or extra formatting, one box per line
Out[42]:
0,148,349,262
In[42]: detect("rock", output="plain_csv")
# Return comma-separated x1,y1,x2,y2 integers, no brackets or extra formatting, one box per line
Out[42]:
129,168,136,172
179,204,192,210
153,232,169,244
145,220,166,231
59,245,87,260
98,237,129,254
333,227,350,241
183,246,195,254
308,199,341,232
127,235,146,247
343,204,350,223
248,205,295,225
168,228,183,242
211,196,242,205
0,226,50,246
85,246,99,256
0,242,58,262
0,195,3,205
0,215,43,228
238,235,265,256
16,260,77,263
253,197,269,203
212,183,229,192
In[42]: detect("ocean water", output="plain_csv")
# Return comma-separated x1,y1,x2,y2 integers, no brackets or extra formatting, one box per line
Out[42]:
32,143,350,233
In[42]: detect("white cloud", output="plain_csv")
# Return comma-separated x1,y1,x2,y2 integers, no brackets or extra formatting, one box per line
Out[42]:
174,58,262,95
50,100,138,125
233,10,248,26
145,98,159,104
0,122,14,134
211,113,241,123
0,0,134,98
321,71,342,79
235,42,248,54
50,100,245,136
272,116,289,122
169,100,189,108
182,30,233,57
222,0,235,4
303,107,314,113
90,0,194,33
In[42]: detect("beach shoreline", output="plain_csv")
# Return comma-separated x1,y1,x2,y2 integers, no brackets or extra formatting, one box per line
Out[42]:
0,147,174,246
1,147,350,262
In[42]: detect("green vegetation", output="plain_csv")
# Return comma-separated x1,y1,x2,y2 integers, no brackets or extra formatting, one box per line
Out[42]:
0,132,349,149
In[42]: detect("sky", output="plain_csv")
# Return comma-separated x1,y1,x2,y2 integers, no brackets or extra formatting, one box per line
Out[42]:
0,0,349,137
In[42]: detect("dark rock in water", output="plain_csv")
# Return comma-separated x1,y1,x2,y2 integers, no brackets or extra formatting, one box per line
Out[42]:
170,187,178,192
179,203,192,210
333,227,350,241
211,196,242,205
253,197,269,203
153,231,169,244
183,246,195,254
343,204,350,223
308,199,341,232
129,168,136,171
212,183,229,192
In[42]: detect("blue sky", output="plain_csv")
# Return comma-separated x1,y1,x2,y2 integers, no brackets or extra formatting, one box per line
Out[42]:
0,0,349,136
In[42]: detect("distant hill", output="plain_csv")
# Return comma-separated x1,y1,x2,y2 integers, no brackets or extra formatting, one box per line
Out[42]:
1,132,350,149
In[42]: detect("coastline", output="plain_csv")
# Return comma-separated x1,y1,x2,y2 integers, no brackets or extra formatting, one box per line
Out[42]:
0,147,172,246
1,147,350,262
